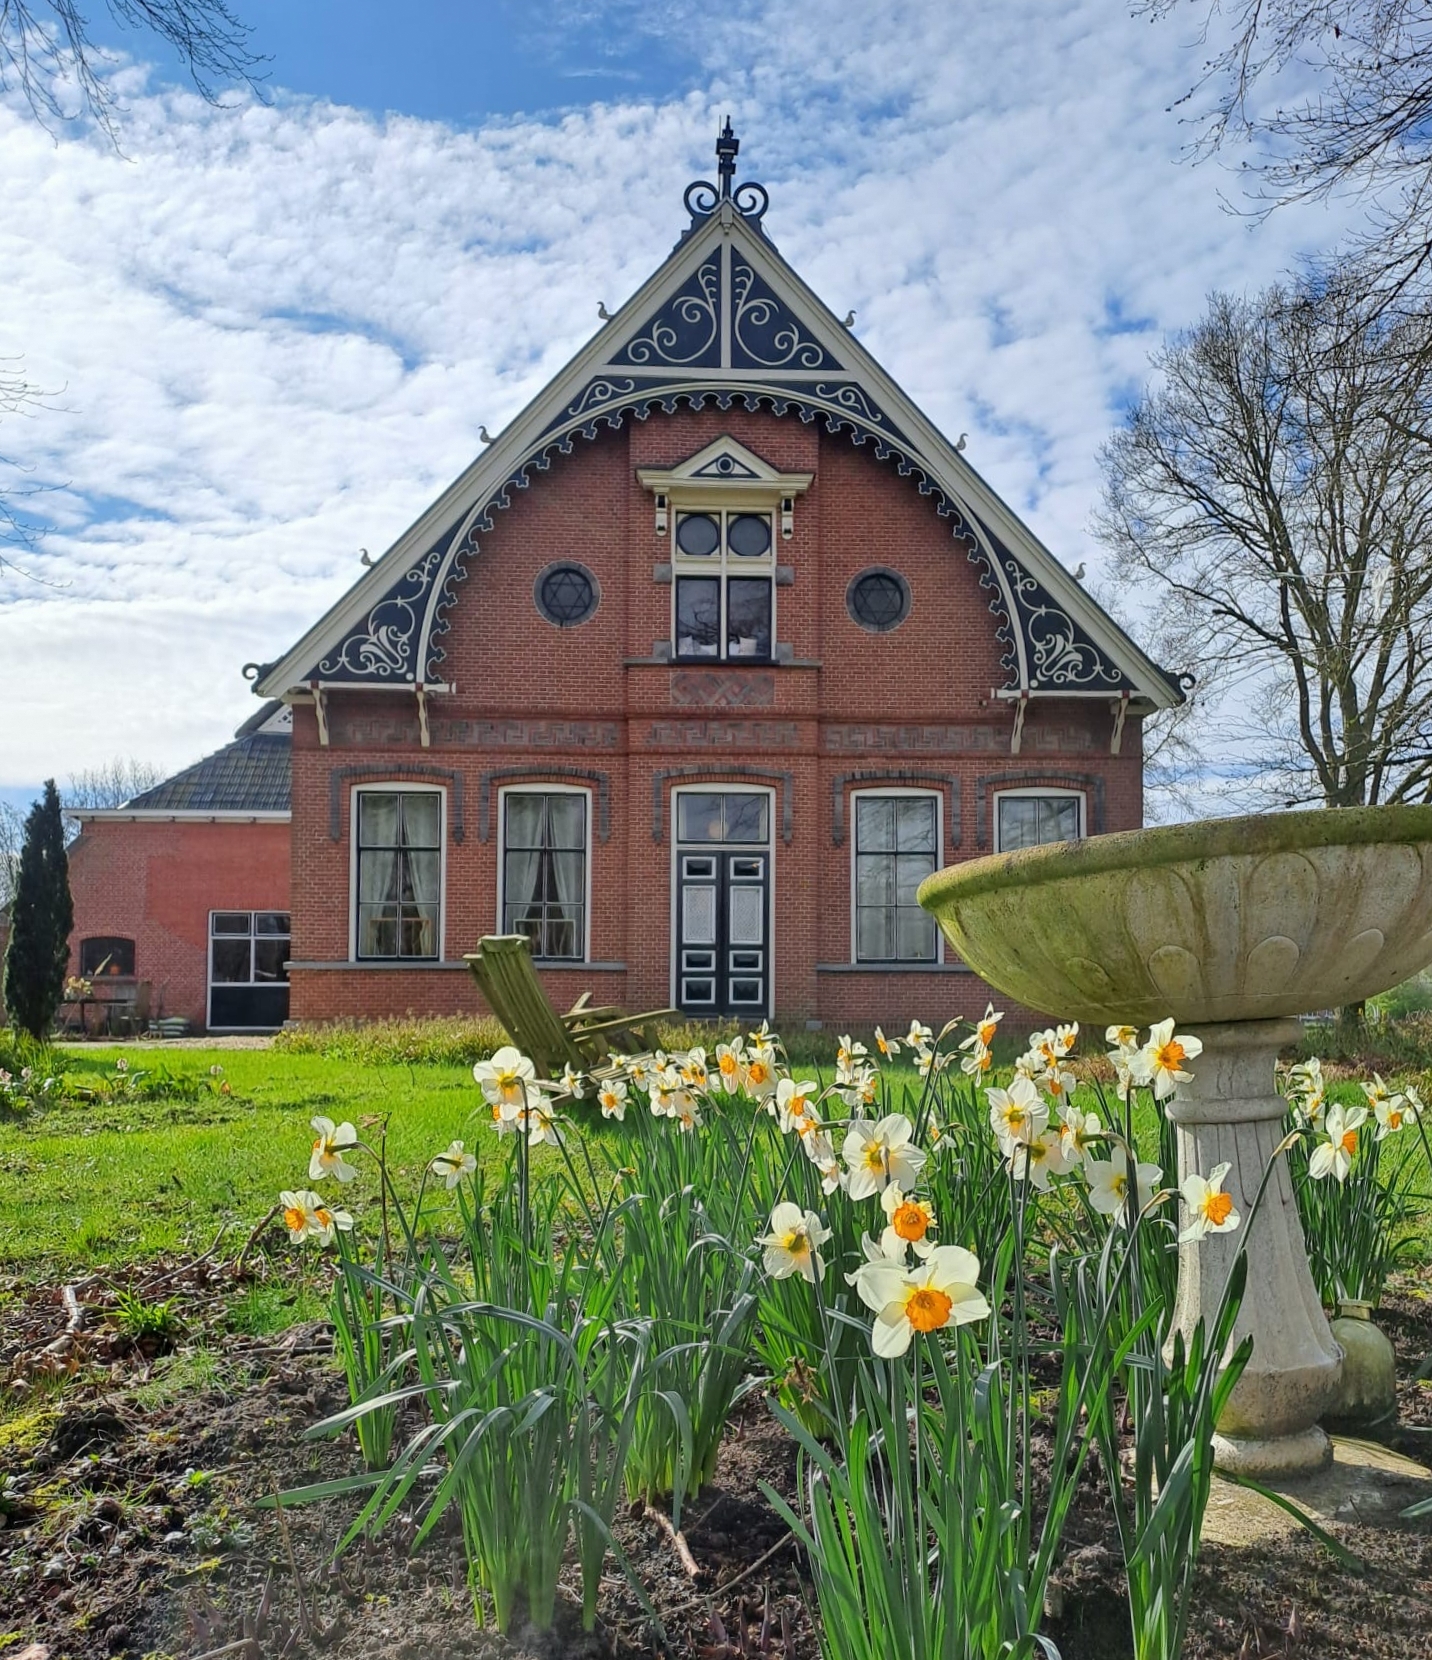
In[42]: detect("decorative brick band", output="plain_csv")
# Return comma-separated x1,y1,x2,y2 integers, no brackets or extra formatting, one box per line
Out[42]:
328,764,465,842
831,771,962,849
975,770,1105,849
652,766,794,843
477,767,612,843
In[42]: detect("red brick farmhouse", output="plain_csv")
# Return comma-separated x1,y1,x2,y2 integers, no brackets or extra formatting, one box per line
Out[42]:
68,129,1184,1035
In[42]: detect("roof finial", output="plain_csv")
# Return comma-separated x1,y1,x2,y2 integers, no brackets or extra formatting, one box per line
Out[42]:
682,120,770,233
716,116,739,200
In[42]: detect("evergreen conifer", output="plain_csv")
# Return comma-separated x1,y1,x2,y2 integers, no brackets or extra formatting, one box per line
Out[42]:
2,781,73,1039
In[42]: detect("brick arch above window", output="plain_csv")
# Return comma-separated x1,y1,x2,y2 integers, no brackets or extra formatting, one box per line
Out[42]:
328,764,465,841
832,770,962,848
975,770,1105,849
479,767,611,843
651,765,793,843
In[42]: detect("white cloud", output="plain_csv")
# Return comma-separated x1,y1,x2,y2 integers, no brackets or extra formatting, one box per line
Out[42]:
0,0,1357,794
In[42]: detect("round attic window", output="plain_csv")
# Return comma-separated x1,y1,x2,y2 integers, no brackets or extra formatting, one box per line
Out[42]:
847,568,910,633
535,562,599,627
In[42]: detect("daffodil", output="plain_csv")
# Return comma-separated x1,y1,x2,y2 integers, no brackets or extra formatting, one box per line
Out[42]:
880,1184,936,1257
843,1113,927,1199
673,1097,703,1133
1131,1019,1202,1100
1057,1103,1101,1165
430,1140,477,1189
800,1128,843,1193
1008,1129,1075,1192
524,1095,563,1148
679,1047,709,1090
874,1025,901,1060
960,1043,995,1079
714,1041,745,1091
1085,1147,1163,1225
960,1003,1003,1054
854,1245,991,1358
1179,1162,1239,1242
473,1046,538,1112
596,1077,628,1121
775,1076,820,1133
835,1034,869,1084
1363,1075,1412,1138
309,1116,359,1182
759,1202,831,1283
559,1063,586,1100
906,1018,933,1051
280,1189,353,1246
986,1074,1049,1150
1309,1102,1365,1181
742,1052,777,1100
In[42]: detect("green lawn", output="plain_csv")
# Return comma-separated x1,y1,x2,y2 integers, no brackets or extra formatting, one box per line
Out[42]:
0,1046,517,1269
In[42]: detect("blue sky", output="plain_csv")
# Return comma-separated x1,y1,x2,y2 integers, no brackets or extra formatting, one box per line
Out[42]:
0,0,1354,814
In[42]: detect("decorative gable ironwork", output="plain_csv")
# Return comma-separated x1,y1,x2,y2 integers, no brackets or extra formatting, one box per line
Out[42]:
265,124,1181,710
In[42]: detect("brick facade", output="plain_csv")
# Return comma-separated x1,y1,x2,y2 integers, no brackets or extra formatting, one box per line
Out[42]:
287,408,1143,1031
67,819,291,1030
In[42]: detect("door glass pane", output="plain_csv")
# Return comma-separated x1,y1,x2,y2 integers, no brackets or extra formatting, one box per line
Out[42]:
855,797,894,852
359,792,399,846
678,794,725,843
723,794,768,843
683,884,717,944
729,884,764,945
402,792,442,847
726,513,771,557
211,938,251,983
895,797,937,853
676,577,721,656
253,938,290,982
726,578,771,658
212,912,251,936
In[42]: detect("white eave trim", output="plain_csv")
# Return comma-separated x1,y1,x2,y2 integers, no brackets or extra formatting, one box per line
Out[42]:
67,809,292,824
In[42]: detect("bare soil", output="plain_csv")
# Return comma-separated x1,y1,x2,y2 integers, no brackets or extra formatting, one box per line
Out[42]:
3,1262,1431,1660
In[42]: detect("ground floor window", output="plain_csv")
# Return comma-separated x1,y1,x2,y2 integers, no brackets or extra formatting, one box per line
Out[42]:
995,789,1084,852
79,936,135,978
853,792,940,963
209,910,290,1029
501,789,588,961
355,788,442,959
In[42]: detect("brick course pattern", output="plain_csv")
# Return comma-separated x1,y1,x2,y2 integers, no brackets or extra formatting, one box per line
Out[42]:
290,409,1144,1030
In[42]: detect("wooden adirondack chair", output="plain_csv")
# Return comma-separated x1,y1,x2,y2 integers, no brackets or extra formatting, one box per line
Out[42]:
465,934,676,1078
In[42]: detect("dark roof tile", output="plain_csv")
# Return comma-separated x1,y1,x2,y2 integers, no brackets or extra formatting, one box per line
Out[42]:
126,732,290,813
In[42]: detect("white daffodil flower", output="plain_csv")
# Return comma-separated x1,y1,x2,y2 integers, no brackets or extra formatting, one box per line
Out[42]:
1085,1148,1163,1225
843,1113,927,1199
960,1003,1003,1054
835,1034,869,1085
1008,1129,1075,1192
524,1096,563,1148
880,1184,937,1257
845,1229,911,1289
673,1097,703,1133
839,1065,880,1114
775,1076,820,1133
960,1043,995,1080
1179,1161,1240,1243
680,1047,709,1090
281,1189,352,1246
906,1018,933,1051
559,1063,586,1100
800,1128,844,1193
854,1245,991,1358
986,1074,1049,1151
596,1077,628,1121
759,1202,832,1283
1057,1103,1102,1166
473,1046,538,1112
486,1099,519,1137
430,1140,477,1189
1309,1102,1365,1181
742,1052,778,1101
309,1116,359,1183
1131,1019,1203,1101
874,1025,901,1060
1363,1074,1412,1139
714,1041,745,1092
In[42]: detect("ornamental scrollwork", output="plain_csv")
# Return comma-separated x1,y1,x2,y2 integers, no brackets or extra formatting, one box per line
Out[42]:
317,545,446,681
613,262,721,367
731,261,839,370
1003,560,1128,690
566,377,637,418
813,382,887,425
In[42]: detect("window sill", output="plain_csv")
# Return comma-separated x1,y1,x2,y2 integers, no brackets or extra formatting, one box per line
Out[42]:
288,959,628,972
622,657,821,668
815,961,972,974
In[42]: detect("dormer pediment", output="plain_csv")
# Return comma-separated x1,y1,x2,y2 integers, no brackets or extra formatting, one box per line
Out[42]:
637,436,814,503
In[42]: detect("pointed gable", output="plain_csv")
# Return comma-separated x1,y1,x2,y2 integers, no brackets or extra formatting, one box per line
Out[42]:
257,130,1183,712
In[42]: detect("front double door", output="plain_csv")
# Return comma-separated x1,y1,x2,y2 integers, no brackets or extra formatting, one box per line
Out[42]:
675,791,771,1017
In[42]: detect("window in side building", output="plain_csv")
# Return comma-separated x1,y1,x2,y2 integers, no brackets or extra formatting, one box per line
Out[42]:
853,794,940,963
502,790,588,962
673,510,773,661
995,791,1084,852
209,911,291,1030
80,936,135,977
356,790,442,960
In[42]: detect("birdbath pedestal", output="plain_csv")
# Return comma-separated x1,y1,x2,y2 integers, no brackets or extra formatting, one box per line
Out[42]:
919,805,1432,1479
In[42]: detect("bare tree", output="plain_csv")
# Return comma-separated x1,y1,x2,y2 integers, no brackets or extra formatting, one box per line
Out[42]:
1096,263,1432,811
0,0,262,136
63,758,166,811
1147,0,1432,294
0,799,23,908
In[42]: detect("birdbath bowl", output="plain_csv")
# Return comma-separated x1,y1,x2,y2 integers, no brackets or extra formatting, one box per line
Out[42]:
918,804,1432,1477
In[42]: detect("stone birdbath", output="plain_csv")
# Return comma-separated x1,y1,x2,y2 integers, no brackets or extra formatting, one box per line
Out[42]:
918,805,1432,1478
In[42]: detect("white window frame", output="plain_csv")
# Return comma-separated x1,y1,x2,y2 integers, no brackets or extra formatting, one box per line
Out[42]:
668,782,776,1018
992,787,1086,854
671,504,777,663
496,783,593,965
849,787,945,966
348,783,447,963
207,908,291,1031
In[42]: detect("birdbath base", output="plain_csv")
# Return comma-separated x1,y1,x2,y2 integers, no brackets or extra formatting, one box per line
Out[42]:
1168,1019,1342,1478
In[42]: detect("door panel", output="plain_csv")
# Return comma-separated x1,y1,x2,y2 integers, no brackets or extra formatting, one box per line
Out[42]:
677,841,769,1016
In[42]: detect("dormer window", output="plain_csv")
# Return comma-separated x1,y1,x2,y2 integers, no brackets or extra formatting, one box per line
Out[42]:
674,509,774,660
639,435,813,666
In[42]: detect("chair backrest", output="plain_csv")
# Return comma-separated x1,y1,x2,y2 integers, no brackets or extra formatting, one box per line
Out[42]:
466,935,587,1078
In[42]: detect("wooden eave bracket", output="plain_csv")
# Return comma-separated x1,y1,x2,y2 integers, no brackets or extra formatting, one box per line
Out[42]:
416,683,430,748
309,681,329,747
1010,690,1030,756
1110,691,1130,756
